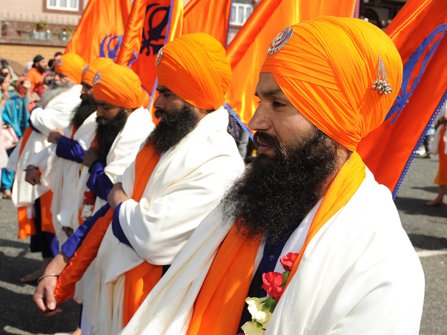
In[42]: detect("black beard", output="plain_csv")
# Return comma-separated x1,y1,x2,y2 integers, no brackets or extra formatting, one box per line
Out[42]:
36,64,46,74
94,110,128,163
71,95,98,129
148,104,199,153
222,128,338,246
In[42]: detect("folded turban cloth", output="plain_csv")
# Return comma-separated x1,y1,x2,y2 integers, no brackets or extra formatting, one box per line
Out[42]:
157,33,232,110
55,53,86,85
93,63,148,109
261,17,403,151
82,58,114,85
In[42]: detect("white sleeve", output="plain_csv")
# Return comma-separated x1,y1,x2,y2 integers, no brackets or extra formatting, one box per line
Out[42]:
30,88,81,136
118,154,242,265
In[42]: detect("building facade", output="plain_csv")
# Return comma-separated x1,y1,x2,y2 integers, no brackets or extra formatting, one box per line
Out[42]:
0,0,88,73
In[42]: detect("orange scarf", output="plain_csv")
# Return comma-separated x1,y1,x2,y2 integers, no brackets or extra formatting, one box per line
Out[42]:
187,152,366,334
55,143,160,312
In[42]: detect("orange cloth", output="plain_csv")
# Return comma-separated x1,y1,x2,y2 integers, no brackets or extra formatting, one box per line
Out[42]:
17,206,35,239
261,17,402,152
123,0,182,92
226,0,357,124
434,126,447,185
358,0,447,192
55,53,87,84
182,0,232,47
40,191,55,234
65,0,131,63
55,209,114,302
25,67,44,93
55,144,161,321
82,57,114,85
157,33,232,110
187,225,261,335
93,63,148,108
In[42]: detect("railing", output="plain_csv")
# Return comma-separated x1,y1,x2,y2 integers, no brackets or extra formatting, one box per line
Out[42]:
230,3,254,27
0,12,80,26
0,12,77,43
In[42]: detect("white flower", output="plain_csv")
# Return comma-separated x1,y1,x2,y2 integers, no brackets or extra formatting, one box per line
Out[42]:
81,204,94,219
246,297,272,325
241,320,265,335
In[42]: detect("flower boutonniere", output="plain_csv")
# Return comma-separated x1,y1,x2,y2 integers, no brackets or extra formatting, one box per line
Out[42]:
241,252,298,335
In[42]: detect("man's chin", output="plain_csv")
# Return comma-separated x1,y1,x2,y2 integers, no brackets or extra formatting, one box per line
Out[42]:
255,148,276,160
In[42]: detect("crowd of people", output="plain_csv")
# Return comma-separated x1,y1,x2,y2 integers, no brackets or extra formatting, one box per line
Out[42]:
0,17,431,335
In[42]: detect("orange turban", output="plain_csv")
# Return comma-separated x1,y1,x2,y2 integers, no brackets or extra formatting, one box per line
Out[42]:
157,33,232,110
93,63,148,109
55,53,86,84
82,58,114,85
261,17,403,151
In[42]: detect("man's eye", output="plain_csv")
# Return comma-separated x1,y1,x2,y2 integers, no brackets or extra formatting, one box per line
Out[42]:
272,101,285,108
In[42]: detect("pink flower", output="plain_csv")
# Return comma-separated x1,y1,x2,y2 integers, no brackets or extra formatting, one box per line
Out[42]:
280,252,298,271
262,272,284,301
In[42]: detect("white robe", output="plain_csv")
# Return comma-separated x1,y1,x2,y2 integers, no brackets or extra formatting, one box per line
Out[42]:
10,85,82,207
74,107,154,310
80,107,245,335
121,169,425,335
44,112,97,245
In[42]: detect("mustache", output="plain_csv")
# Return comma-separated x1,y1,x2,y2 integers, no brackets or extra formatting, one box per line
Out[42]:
253,131,284,156
254,132,277,148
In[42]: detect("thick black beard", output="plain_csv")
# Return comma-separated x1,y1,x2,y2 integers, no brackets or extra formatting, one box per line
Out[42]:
36,64,46,74
222,128,338,246
148,104,199,153
71,95,98,129
94,110,128,163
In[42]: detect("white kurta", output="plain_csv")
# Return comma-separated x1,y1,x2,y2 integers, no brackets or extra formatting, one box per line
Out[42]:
80,107,245,335
10,85,82,207
43,112,97,245
121,169,425,335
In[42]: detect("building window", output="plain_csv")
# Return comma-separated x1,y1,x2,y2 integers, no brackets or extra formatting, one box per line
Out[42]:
230,3,253,27
46,0,80,12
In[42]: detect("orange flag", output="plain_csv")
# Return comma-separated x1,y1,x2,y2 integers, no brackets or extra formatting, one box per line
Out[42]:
65,0,131,62
225,0,357,125
182,0,233,47
117,0,182,93
358,0,447,195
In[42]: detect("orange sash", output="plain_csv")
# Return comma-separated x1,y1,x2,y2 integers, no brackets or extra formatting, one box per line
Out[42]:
17,126,35,239
54,144,160,321
187,152,366,334
40,190,55,234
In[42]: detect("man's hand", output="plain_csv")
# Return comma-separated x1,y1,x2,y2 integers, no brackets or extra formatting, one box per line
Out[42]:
33,254,68,316
83,147,99,167
107,183,129,208
47,129,63,144
25,166,41,185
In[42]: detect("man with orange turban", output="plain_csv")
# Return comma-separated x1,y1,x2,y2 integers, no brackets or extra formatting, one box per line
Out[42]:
9,53,86,283
121,17,425,335
34,34,244,335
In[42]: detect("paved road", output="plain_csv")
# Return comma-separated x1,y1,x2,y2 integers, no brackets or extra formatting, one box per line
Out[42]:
0,155,446,334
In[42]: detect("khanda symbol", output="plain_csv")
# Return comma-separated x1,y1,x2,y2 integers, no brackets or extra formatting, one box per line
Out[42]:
99,34,123,59
140,3,170,56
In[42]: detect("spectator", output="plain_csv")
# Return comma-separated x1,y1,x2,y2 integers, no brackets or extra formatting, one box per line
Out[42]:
25,55,47,96
427,102,447,206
